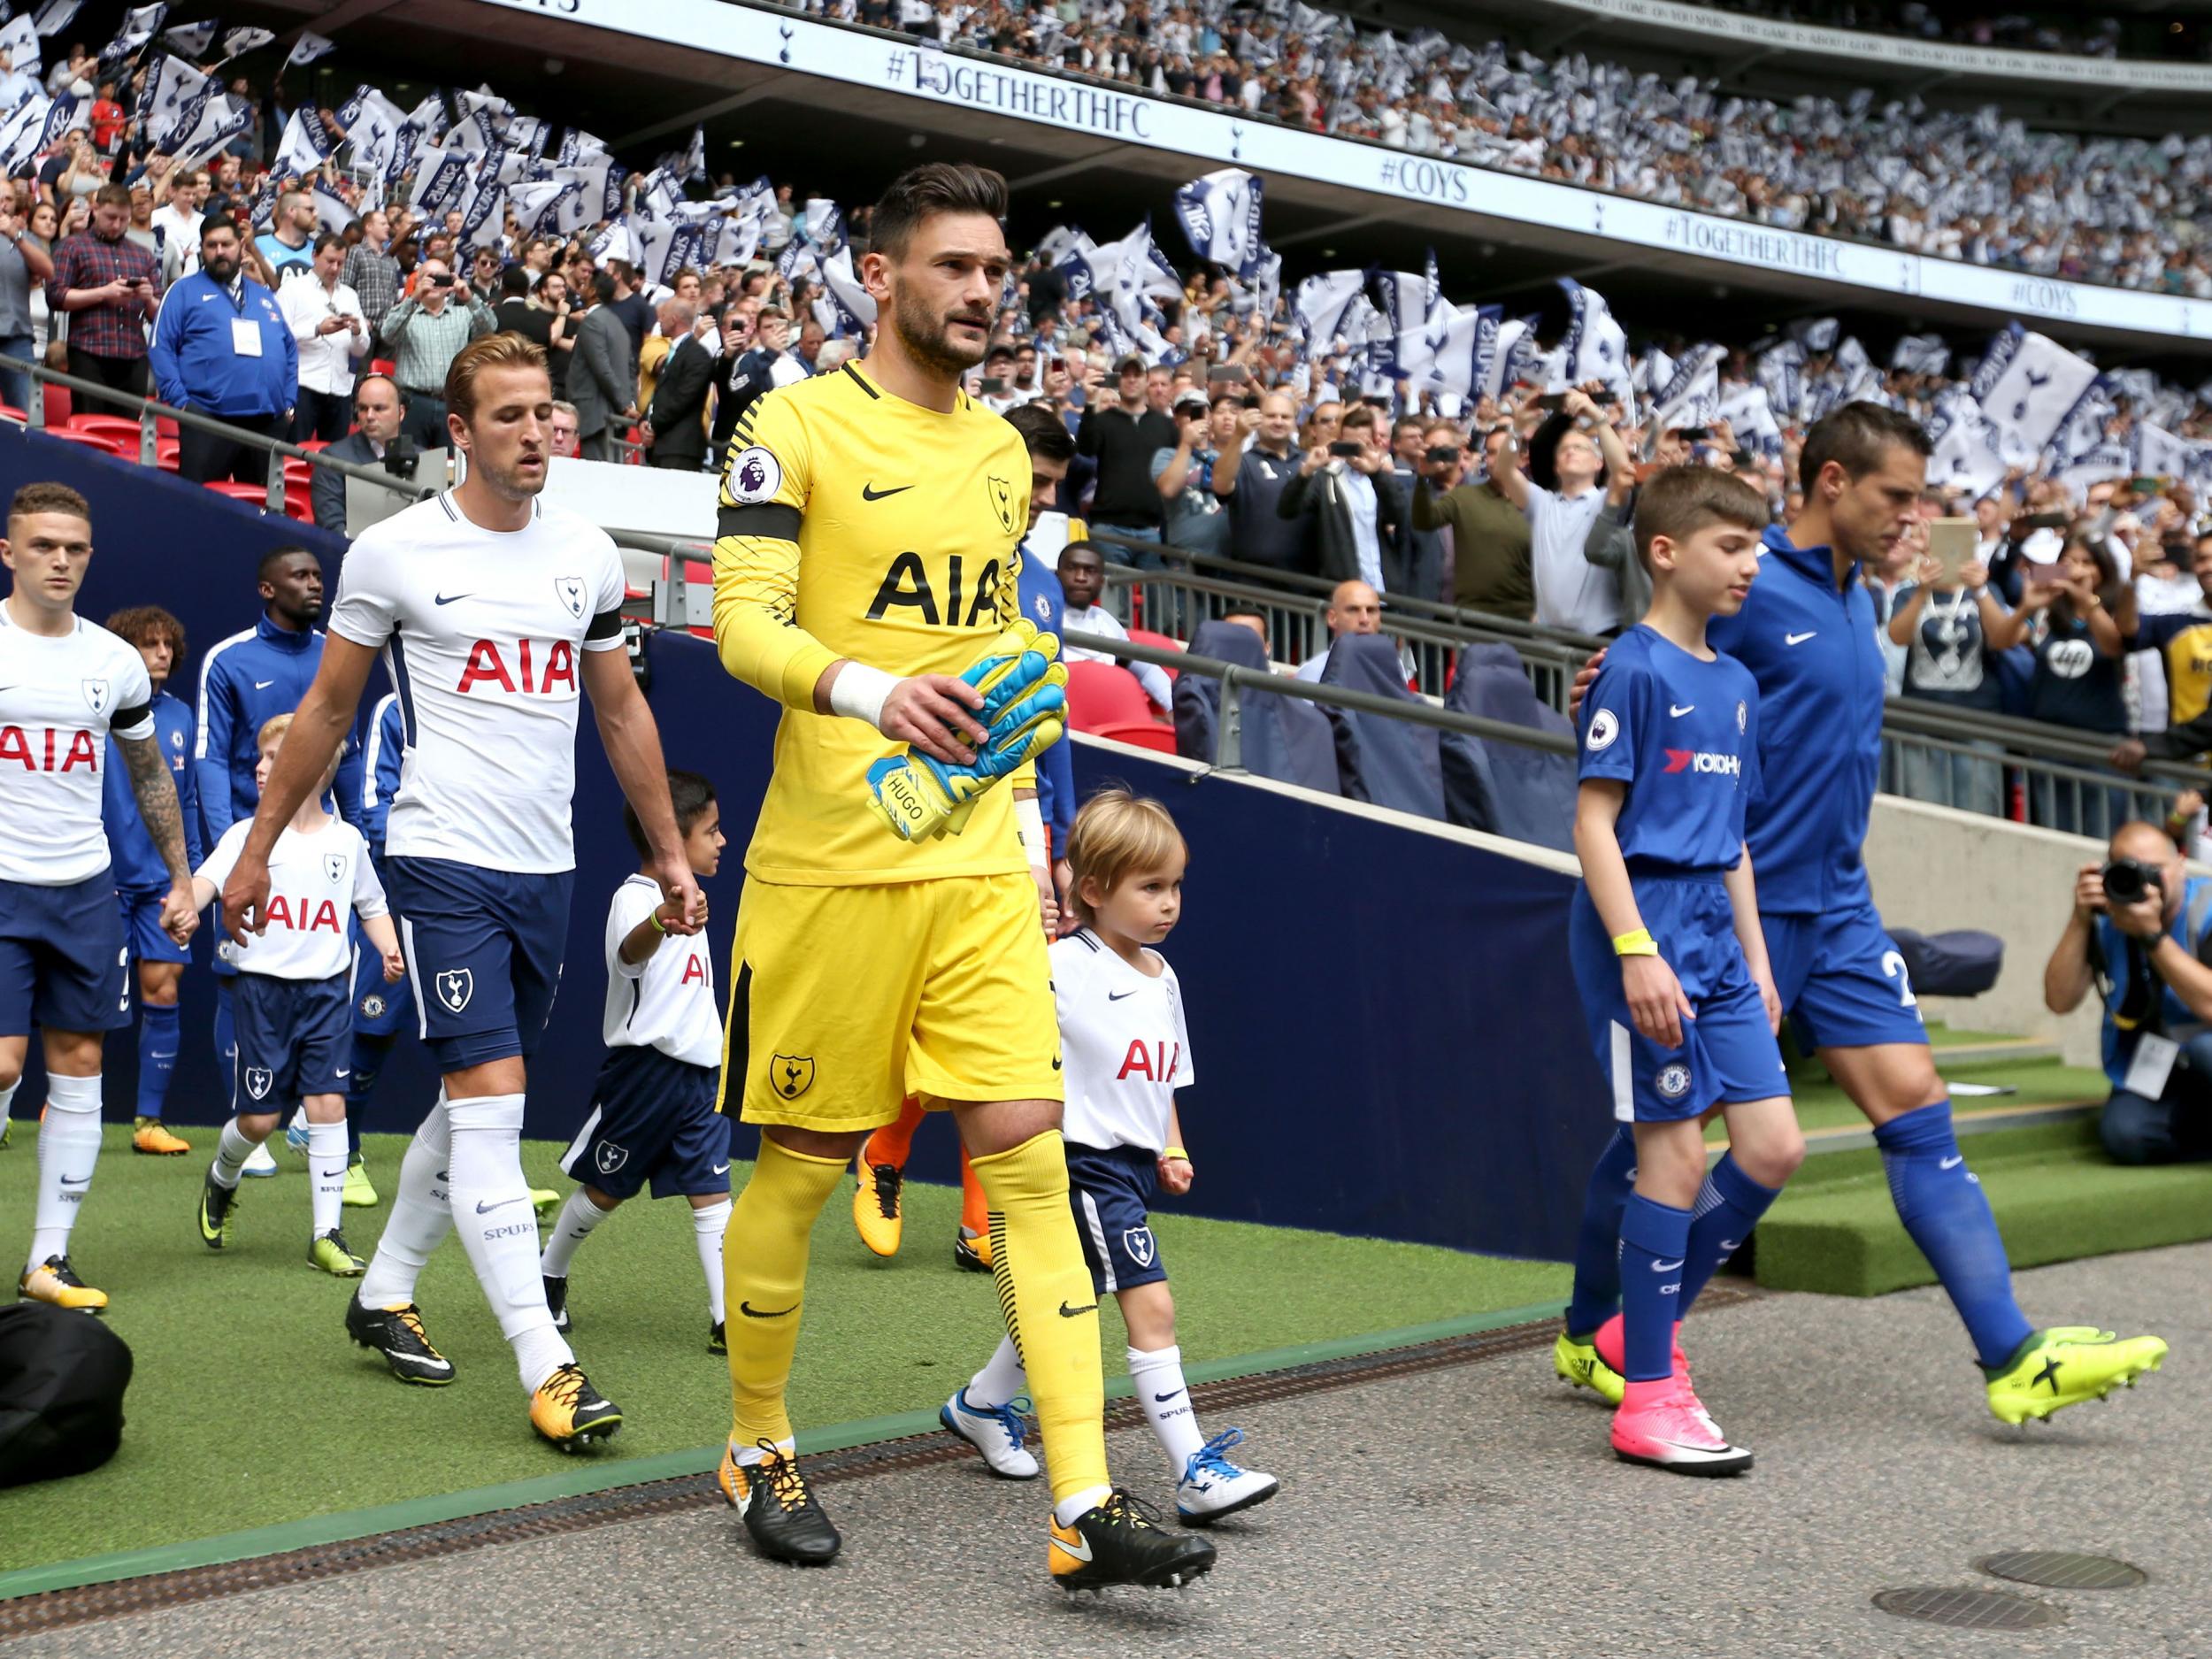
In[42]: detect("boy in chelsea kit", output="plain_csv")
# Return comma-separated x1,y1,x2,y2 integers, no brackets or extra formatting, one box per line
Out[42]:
540,772,733,1351
1568,467,1805,1476
195,715,404,1274
942,788,1279,1525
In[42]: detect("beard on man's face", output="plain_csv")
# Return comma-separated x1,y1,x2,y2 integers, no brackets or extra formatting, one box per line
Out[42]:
204,251,238,282
892,284,991,380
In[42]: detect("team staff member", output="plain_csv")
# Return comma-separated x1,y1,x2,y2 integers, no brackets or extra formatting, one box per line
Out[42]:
710,162,1215,1594
99,605,203,1156
148,216,296,486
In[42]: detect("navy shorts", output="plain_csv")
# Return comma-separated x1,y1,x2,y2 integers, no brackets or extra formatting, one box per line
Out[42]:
385,856,572,1072
1766,900,1930,1053
0,873,129,1036
349,919,408,1039
1569,876,1790,1125
1066,1141,1166,1294
117,884,190,966
558,1044,729,1201
232,969,351,1110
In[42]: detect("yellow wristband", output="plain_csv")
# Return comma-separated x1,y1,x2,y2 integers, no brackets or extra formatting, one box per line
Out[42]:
1162,1146,1188,1162
1612,928,1658,957
649,911,666,934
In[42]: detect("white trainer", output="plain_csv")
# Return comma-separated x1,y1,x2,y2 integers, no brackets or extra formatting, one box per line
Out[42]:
1176,1428,1279,1524
242,1138,280,1179
939,1388,1040,1479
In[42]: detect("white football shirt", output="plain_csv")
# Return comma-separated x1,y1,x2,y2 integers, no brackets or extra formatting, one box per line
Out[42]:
0,606,154,885
600,873,721,1067
326,491,629,874
1052,928,1195,1154
197,817,387,980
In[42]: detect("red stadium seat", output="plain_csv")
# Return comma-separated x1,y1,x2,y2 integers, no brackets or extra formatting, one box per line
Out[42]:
1126,626,1183,677
41,387,70,427
39,428,124,457
0,403,22,422
1064,659,1159,732
300,439,328,452
154,416,178,441
69,415,142,445
204,481,267,509
1089,719,1176,754
155,438,180,469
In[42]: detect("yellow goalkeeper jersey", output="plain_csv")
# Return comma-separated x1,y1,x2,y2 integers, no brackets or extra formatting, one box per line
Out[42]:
711,360,1035,886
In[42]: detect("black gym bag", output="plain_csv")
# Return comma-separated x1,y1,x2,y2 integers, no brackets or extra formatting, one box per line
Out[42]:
0,1302,133,1487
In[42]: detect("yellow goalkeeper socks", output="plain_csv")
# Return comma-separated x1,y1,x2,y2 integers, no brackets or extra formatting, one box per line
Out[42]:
970,1129,1110,1509
723,1134,848,1451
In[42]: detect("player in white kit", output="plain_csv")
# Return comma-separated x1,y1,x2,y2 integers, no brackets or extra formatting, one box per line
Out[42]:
219,335,705,1450
0,482,197,1311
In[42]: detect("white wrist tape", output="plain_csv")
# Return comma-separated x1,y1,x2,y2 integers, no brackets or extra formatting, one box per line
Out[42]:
1015,796,1047,869
827,662,898,732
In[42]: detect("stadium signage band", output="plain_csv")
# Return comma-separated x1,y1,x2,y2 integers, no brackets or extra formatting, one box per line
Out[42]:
481,0,2205,345
1537,0,2212,93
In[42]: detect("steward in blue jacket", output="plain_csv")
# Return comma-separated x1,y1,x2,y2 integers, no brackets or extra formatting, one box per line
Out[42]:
149,256,296,421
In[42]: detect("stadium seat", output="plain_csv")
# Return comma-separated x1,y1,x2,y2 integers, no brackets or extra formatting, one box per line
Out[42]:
204,481,267,509
1089,718,1176,754
38,429,125,457
69,415,142,445
41,387,70,427
1318,635,1444,820
1126,627,1182,677
0,403,22,423
153,416,177,441
1064,659,1159,732
154,439,180,470
1174,620,1340,795
1440,642,1576,853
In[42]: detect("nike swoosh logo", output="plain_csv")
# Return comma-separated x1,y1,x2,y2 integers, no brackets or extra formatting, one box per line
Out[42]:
860,482,912,501
741,1300,797,1318
1651,1258,1685,1271
1719,1239,1742,1253
319,1168,348,1179
1108,989,1135,1002
1785,630,1817,645
1153,1389,1184,1402
1939,1155,1964,1170
1052,1531,1094,1563
255,679,275,689
475,1196,526,1214
1051,1056,1062,1071
334,1069,349,1078
433,592,473,606
1669,703,1694,717
711,1163,730,1176
59,1174,88,1185
1059,1300,1098,1317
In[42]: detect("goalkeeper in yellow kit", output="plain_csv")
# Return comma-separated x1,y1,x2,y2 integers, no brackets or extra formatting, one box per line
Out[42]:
709,162,1217,1594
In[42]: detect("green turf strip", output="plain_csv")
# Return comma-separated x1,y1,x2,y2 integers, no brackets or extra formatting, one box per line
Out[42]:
1709,1052,2109,1141
0,1126,1566,1581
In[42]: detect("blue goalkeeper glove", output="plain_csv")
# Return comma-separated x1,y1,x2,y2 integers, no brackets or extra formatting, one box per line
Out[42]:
866,621,1069,841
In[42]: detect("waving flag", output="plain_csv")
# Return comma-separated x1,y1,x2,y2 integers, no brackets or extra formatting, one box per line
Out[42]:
0,16,42,77
2135,422,2207,486
335,85,407,179
99,4,167,74
285,29,334,69
1292,269,1364,351
213,26,272,62
820,242,876,336
1171,166,1263,276
170,89,249,167
409,147,472,216
32,0,83,38
1971,324,2098,468
1925,390,2007,499
161,19,218,58
1649,342,1726,434
312,175,353,235
1556,278,1633,414
0,93,50,174
1891,334,1951,377
273,104,334,181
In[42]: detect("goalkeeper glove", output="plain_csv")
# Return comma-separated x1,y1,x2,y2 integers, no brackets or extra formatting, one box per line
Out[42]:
865,622,1070,841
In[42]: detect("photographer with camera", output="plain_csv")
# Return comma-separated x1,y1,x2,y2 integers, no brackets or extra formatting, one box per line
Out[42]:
311,375,419,534
380,257,495,449
2044,820,2212,1165
1490,383,1630,634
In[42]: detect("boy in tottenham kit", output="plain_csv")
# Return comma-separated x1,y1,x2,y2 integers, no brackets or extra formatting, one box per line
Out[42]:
942,788,1279,1525
1568,467,1804,1476
194,714,404,1274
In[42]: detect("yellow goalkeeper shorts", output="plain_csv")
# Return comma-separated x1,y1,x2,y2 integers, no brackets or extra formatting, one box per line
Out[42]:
719,872,1062,1131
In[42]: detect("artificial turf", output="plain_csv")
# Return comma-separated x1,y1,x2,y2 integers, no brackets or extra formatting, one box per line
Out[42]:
0,1126,1568,1576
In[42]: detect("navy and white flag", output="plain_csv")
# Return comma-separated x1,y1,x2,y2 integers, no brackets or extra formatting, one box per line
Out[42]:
0,15,42,76
273,104,334,180
1291,268,1363,351
1972,324,2096,468
31,85,76,151
1925,390,2007,499
312,174,352,235
1484,313,1541,401
212,25,271,62
588,221,632,265
98,4,165,73
820,242,876,335
402,91,448,147
2055,442,2133,498
506,177,572,237
1555,277,1633,414
284,29,334,68
1249,243,1280,329
1033,224,1085,268
1402,300,1501,402
802,196,842,249
170,88,249,167
1373,261,1436,339
1171,166,1263,276
1649,342,1726,434
408,146,472,216
159,19,216,58
1788,316,1839,354
1716,380,1783,458
335,84,407,179
0,92,49,174
447,89,498,154
244,171,277,232
2047,377,2115,471
31,0,81,38
457,160,504,253
555,127,609,168
549,165,603,236
1753,337,1805,423
678,123,705,183
2134,422,2206,487
140,53,211,149
505,114,549,160
1891,333,1950,377
773,235,815,285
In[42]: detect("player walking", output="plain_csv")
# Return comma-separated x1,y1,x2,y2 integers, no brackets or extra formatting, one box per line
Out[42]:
0,482,197,1310
1557,403,2167,1422
220,334,704,1450
710,162,1215,1593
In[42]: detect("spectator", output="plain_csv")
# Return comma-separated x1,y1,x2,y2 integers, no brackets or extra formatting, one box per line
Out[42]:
1387,415,1446,601
22,198,57,354
340,208,401,344
311,374,409,533
794,316,825,373
1057,540,1173,714
2020,533,2137,835
1494,388,1627,634
605,258,653,353
705,300,761,460
1077,353,1177,547
150,167,207,282
1210,389,1315,587
1277,404,1408,592
0,194,52,412
2044,823,2212,1166
1294,579,1384,683
2127,533,2212,738
1152,389,1233,558
48,183,160,406
536,270,575,398
641,299,713,472
713,303,805,441
279,234,367,444
492,264,551,355
379,255,496,449
549,399,581,459
1414,425,1534,622
148,216,295,485
253,189,316,288
1581,472,1647,636
1886,545,2027,815
568,270,637,462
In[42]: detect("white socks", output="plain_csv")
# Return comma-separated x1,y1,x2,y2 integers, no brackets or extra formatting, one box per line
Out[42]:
358,1094,454,1310
967,1333,1029,1410
444,1091,571,1394
538,1188,612,1279
1130,1344,1205,1473
0,1079,18,1136
211,1117,258,1189
28,1073,101,1272
308,1119,349,1239
693,1198,730,1324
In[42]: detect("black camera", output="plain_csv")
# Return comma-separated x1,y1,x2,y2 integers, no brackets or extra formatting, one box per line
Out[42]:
382,434,421,481
2101,857,2163,907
